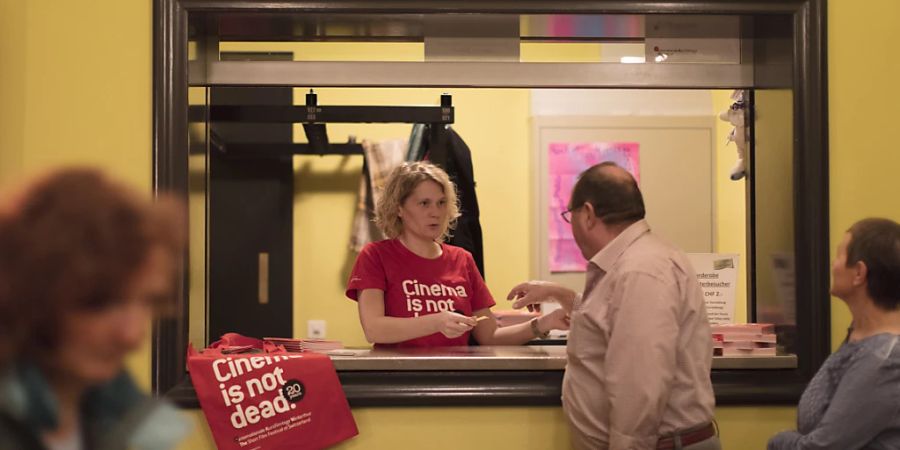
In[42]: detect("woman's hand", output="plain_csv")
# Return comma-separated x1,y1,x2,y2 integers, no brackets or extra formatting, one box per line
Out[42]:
537,308,571,333
431,311,477,338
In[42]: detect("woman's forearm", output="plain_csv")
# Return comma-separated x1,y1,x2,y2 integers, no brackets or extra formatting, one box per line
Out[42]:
361,314,437,344
474,314,555,345
485,320,538,345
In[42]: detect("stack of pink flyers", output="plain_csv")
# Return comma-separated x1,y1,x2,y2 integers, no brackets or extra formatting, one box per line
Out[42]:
711,323,777,356
301,339,345,353
264,337,344,353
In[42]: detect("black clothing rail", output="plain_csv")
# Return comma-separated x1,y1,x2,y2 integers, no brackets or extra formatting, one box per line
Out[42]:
212,142,365,157
209,105,454,124
208,92,453,156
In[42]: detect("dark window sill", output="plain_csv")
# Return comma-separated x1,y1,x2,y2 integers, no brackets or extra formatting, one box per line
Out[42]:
166,367,805,408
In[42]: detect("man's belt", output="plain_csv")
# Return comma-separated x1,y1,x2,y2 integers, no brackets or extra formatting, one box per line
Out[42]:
656,422,716,450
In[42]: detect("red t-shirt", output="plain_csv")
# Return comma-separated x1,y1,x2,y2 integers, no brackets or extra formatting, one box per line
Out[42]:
346,239,495,348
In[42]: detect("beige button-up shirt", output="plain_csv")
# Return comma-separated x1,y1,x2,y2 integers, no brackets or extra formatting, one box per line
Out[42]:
562,220,715,450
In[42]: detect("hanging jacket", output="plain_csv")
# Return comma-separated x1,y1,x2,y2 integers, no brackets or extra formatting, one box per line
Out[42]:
406,123,428,163
421,126,486,278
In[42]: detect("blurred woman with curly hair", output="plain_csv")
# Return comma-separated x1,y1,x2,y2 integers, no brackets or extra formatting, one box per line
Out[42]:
0,168,188,450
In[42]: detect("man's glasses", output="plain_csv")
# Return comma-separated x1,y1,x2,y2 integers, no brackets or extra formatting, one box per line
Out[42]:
560,208,575,224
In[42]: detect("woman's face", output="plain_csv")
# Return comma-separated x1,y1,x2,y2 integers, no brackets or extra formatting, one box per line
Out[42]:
398,180,448,242
52,246,173,386
831,232,858,300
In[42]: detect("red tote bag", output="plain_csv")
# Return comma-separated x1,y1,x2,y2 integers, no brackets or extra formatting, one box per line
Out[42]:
187,335,358,450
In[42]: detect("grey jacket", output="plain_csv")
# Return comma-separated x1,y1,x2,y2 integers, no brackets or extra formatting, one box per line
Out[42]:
768,333,900,450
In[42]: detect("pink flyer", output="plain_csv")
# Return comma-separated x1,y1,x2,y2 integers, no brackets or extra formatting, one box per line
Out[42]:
548,142,640,272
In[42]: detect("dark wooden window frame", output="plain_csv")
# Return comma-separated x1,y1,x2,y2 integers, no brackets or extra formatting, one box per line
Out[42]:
153,0,829,407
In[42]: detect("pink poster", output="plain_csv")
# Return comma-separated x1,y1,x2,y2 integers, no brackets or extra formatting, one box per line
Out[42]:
548,142,640,272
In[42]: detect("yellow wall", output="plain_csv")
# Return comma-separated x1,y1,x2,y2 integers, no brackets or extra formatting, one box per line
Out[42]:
4,0,899,448
0,0,25,185
828,0,900,350
7,2,152,187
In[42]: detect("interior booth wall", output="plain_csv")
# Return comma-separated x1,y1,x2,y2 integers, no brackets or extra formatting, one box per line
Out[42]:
153,0,827,445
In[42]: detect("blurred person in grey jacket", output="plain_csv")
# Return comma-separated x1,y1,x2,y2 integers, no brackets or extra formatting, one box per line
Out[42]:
0,168,189,450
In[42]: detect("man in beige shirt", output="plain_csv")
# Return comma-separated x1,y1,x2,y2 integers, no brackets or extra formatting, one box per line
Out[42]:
508,162,719,450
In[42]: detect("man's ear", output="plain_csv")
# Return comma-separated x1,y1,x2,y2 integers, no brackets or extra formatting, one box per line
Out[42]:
583,202,596,228
852,261,868,288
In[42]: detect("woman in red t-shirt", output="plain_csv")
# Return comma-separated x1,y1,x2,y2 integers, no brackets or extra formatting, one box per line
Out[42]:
346,162,569,348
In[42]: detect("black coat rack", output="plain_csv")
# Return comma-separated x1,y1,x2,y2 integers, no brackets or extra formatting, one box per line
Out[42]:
208,91,454,157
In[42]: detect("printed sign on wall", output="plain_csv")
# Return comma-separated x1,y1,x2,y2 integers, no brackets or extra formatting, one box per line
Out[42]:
687,253,739,325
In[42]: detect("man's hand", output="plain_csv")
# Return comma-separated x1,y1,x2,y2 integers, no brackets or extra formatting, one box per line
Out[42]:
506,280,577,313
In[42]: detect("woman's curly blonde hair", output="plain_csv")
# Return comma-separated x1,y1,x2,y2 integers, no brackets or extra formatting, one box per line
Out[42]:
375,162,460,242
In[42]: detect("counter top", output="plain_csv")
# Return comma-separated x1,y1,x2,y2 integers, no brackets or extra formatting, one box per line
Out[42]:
327,345,797,371
167,345,803,408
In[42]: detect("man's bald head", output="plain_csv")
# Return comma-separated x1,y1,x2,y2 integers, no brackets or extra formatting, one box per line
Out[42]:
568,162,645,226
